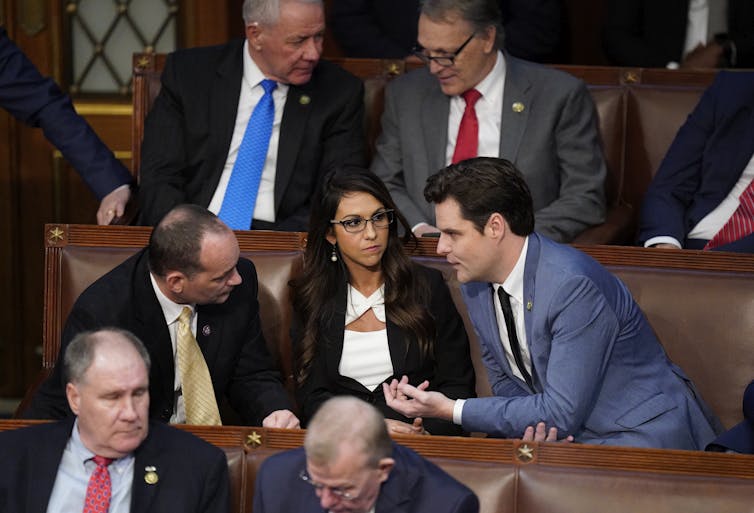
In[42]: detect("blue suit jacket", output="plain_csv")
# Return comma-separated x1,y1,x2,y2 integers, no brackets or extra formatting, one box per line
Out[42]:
0,27,131,199
0,418,229,513
460,233,721,449
638,71,754,251
253,444,479,513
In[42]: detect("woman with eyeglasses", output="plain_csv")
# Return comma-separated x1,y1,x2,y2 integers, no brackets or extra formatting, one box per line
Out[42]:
291,167,476,436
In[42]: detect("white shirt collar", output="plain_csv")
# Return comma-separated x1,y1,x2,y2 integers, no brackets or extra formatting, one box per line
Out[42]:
473,50,506,101
494,236,528,305
149,272,193,325
243,40,289,93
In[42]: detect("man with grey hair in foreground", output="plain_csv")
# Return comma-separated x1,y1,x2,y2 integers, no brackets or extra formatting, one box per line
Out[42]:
253,396,479,513
0,328,229,512
138,0,366,231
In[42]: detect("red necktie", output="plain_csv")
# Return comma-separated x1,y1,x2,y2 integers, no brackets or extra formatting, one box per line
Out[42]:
83,455,113,513
704,181,754,250
452,89,482,164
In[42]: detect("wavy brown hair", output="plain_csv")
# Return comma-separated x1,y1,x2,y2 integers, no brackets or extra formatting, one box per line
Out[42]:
292,167,433,385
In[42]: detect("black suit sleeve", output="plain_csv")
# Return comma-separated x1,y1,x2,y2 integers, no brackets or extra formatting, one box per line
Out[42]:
729,0,754,67
602,0,687,67
292,318,335,425
501,0,562,62
226,259,293,424
329,0,418,58
137,52,191,225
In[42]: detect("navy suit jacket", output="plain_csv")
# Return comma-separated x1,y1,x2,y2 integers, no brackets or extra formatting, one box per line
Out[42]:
25,248,292,425
460,233,721,448
638,71,754,251
138,39,366,230
708,380,754,453
604,0,754,67
0,27,131,199
293,265,475,435
253,444,479,513
0,418,229,513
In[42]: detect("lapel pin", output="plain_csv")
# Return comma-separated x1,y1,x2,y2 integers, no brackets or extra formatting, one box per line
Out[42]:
512,102,525,113
526,300,533,311
144,466,159,485
202,325,211,336
299,94,311,105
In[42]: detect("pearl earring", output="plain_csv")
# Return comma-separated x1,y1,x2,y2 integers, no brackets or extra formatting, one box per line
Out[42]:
330,244,338,262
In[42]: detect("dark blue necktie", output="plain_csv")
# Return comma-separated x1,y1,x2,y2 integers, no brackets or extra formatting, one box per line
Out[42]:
218,79,277,229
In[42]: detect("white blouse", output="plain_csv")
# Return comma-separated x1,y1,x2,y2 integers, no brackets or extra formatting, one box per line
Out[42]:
339,285,393,390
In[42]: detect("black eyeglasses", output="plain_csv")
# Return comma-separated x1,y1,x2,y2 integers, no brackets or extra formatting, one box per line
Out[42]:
330,210,394,233
299,469,359,501
412,32,476,67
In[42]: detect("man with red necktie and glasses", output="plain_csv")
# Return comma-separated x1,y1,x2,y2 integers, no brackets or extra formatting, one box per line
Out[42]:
0,329,229,513
372,0,606,243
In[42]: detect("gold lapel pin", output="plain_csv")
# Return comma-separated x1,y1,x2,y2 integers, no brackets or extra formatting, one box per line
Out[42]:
299,95,311,105
526,300,533,311
512,102,525,113
144,466,159,485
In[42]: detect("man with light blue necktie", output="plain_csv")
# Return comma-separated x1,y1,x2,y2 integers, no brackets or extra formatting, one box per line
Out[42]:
138,0,367,230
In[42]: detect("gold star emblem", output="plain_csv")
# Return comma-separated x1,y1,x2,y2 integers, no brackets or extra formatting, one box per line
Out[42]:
137,55,152,68
517,443,535,462
246,431,262,448
48,227,64,243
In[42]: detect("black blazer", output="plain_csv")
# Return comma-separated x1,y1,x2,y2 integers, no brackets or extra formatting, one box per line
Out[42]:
604,0,754,67
26,249,292,425
0,418,229,513
294,265,476,435
138,39,367,230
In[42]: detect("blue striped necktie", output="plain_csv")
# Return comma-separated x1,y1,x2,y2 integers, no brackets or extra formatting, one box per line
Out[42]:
218,78,277,229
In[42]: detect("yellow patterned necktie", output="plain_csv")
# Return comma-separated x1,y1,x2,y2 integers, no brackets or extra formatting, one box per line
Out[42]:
175,306,221,425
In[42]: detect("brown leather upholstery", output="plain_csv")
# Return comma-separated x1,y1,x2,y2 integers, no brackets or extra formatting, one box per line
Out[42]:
3,420,752,513
23,225,754,432
129,55,715,244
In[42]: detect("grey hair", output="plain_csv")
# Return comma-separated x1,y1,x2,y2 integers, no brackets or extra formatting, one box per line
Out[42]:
63,328,151,385
420,0,505,50
242,0,323,26
304,397,393,467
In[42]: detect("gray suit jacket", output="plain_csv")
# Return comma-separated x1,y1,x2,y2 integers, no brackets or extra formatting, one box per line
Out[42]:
460,233,721,449
371,53,606,242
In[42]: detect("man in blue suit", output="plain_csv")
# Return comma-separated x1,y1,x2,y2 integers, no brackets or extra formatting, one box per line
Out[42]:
384,157,721,449
639,71,754,253
253,396,479,513
0,27,133,224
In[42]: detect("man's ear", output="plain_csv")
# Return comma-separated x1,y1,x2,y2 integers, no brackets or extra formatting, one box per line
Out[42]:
246,22,263,51
165,270,187,294
66,382,81,415
486,212,507,240
481,25,497,54
377,457,395,483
